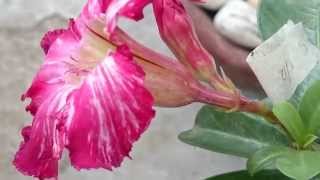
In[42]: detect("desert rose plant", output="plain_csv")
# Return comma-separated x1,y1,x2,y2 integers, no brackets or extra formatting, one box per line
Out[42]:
13,0,320,179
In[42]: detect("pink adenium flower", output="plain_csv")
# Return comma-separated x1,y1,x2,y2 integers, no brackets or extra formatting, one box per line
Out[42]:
14,0,201,179
14,0,271,179
15,21,156,179
14,1,158,179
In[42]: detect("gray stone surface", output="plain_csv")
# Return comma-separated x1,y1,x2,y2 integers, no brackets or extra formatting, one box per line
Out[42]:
0,1,245,180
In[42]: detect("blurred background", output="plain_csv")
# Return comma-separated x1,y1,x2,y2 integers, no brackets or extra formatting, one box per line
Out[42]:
0,0,262,179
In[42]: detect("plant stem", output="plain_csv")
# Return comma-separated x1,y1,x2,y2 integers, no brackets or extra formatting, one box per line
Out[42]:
193,83,278,123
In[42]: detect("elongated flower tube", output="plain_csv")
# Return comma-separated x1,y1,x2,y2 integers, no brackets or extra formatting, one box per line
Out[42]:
83,19,264,111
152,0,235,92
80,18,200,107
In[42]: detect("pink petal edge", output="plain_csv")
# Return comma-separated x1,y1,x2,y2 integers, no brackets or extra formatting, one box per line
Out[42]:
82,0,151,34
40,29,67,54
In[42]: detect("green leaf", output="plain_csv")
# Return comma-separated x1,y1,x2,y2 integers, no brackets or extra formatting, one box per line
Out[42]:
299,81,320,134
290,65,320,108
290,65,320,138
179,106,290,158
273,102,306,146
247,146,292,175
258,0,320,47
206,170,290,180
303,135,319,149
276,151,320,180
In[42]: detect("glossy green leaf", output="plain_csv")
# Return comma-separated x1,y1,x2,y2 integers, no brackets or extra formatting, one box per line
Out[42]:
290,65,320,108
299,81,320,134
276,151,320,180
258,0,320,47
179,106,290,158
247,146,291,175
206,170,290,180
290,66,320,137
303,135,319,149
273,102,306,146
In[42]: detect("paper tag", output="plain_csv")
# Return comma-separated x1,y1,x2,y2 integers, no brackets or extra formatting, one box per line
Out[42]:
247,21,320,103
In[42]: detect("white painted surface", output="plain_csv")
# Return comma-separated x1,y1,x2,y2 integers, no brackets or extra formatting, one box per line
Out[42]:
247,22,320,103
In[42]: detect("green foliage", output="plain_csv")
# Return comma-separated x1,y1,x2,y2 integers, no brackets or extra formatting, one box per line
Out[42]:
276,151,320,180
272,82,320,148
299,81,320,134
248,82,320,179
184,1,320,179
247,146,291,175
290,65,320,109
273,102,307,147
205,170,290,180
179,81,320,179
248,146,320,180
178,106,290,158
258,0,320,47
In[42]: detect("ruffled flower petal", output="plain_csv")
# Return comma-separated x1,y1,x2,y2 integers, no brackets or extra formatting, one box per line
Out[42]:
67,46,155,170
105,0,151,33
23,30,79,115
82,0,151,33
40,29,67,54
82,0,111,19
15,25,80,179
14,86,76,179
